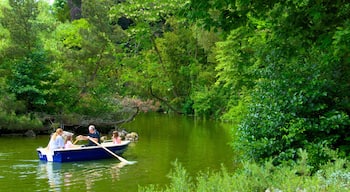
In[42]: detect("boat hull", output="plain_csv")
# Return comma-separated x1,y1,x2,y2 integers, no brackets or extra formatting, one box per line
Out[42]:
37,141,130,162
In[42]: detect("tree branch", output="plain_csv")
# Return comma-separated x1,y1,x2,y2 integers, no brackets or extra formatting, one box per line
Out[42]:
149,85,183,114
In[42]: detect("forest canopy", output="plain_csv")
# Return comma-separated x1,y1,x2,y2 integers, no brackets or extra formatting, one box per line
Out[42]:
1,0,350,166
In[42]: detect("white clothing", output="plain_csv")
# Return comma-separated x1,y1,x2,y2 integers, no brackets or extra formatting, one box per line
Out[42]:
49,135,65,150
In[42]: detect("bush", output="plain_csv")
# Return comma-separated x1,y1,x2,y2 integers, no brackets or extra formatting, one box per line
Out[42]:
235,46,350,167
140,155,350,192
0,111,42,130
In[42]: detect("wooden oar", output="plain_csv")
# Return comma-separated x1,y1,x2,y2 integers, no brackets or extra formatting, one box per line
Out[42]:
73,139,80,145
88,137,136,165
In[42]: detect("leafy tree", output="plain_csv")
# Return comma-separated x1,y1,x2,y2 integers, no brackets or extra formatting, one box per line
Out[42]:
52,0,71,22
0,0,40,58
232,0,350,166
150,21,207,114
182,0,249,33
1,0,58,113
50,0,129,118
111,0,219,115
7,51,59,112
182,0,350,166
0,0,55,129
213,25,265,121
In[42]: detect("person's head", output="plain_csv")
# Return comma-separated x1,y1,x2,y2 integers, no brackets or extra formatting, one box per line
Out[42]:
88,125,96,133
53,128,63,140
56,128,63,134
66,135,72,141
112,131,119,137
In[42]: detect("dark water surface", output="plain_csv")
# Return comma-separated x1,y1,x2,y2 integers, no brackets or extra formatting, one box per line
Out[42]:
0,113,235,191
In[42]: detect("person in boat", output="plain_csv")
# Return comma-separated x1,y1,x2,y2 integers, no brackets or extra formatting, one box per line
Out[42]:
64,135,76,148
48,128,65,150
77,125,101,146
112,131,122,144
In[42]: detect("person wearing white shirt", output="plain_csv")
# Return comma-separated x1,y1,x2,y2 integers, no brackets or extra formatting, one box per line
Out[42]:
48,128,65,150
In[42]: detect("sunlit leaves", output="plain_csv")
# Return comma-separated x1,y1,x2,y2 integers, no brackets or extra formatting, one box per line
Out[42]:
0,25,10,54
110,0,187,22
215,27,257,90
55,19,89,50
332,24,350,59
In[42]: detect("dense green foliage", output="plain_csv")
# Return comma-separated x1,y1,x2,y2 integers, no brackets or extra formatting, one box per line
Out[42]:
177,0,350,168
222,0,350,167
140,155,350,192
1,0,350,174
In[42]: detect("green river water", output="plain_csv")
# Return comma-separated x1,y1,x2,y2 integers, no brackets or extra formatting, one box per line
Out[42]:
0,113,235,192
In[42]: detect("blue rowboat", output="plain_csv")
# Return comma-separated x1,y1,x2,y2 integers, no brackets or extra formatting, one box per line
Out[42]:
37,140,131,162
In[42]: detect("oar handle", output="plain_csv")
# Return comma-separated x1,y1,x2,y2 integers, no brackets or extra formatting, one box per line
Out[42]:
73,139,79,145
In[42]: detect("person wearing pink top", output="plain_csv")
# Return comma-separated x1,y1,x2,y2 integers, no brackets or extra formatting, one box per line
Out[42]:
112,131,122,144
64,135,75,148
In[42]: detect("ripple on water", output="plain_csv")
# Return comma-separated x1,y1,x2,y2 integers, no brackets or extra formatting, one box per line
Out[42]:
12,163,37,169
0,152,12,160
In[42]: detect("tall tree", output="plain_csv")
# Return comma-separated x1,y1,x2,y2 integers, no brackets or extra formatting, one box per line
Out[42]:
0,0,58,129
1,0,40,58
1,0,59,113
51,0,127,117
110,0,216,114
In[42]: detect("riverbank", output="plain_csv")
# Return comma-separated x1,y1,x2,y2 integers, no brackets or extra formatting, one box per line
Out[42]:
0,125,134,137
140,157,350,192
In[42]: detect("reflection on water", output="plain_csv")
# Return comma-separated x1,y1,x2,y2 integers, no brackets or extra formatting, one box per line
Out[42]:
38,163,62,190
110,161,128,181
37,161,128,192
